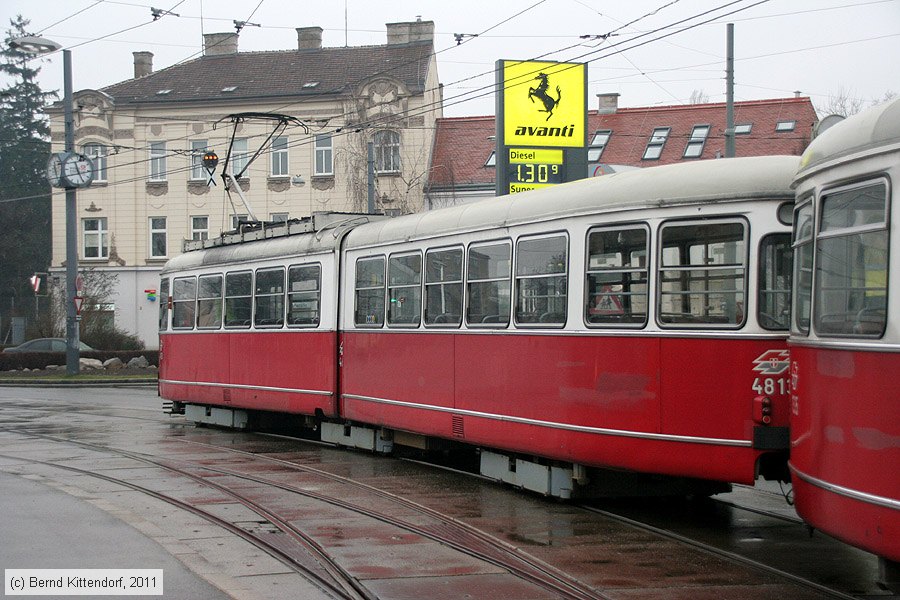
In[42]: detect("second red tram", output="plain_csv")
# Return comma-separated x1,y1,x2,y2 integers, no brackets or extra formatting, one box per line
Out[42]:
789,98,900,567
160,155,797,497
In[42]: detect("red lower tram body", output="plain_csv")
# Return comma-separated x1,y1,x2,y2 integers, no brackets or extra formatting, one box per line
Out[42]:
161,329,790,486
789,346,900,562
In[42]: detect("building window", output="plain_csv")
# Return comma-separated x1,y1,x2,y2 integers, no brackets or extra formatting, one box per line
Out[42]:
642,127,670,160
83,217,108,259
735,123,752,135
588,130,612,162
484,151,496,167
270,213,289,223
149,217,167,258
315,134,333,175
149,142,167,181
191,216,209,241
83,144,107,182
231,214,248,229
683,125,710,158
374,130,401,173
190,140,207,180
271,136,289,177
230,138,249,176
776,120,796,132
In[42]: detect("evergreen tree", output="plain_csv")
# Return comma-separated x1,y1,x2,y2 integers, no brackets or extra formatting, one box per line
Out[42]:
0,15,56,330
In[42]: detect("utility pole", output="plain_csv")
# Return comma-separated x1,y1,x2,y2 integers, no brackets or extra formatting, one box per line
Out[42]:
725,23,735,158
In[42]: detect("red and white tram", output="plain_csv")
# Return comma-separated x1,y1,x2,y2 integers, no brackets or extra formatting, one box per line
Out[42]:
160,155,797,497
789,98,900,568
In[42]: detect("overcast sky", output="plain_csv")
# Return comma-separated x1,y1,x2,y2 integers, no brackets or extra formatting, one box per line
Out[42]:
2,0,898,117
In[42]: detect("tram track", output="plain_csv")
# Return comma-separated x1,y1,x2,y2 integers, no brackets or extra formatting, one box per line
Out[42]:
2,429,609,600
0,394,883,599
576,502,858,600
0,447,370,600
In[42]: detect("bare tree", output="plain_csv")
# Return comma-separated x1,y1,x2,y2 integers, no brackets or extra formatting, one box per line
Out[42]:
689,89,709,104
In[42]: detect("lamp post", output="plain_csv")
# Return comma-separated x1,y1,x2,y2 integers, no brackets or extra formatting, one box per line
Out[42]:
9,36,81,375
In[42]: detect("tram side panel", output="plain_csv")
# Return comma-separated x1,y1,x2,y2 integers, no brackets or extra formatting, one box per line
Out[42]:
790,345,900,562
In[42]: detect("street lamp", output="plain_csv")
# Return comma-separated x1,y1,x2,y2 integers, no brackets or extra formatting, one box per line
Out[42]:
9,35,82,375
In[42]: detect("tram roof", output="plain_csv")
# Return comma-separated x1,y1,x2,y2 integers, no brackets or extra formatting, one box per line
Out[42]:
796,98,900,179
345,155,799,249
160,214,376,273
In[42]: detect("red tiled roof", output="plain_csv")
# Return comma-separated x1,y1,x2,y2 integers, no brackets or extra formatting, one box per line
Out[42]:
102,41,434,105
427,97,817,190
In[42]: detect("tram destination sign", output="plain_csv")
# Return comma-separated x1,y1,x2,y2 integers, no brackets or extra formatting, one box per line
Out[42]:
508,148,565,194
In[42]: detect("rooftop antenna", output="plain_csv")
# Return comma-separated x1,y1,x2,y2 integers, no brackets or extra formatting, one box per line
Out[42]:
344,0,348,46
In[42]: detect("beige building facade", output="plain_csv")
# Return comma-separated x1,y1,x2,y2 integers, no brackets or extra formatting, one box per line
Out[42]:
48,21,442,348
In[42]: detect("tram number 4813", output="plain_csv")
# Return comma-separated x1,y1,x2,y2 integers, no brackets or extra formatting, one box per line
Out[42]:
752,377,788,395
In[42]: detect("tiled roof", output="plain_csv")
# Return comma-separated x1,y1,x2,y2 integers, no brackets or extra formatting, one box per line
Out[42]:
102,41,434,105
427,97,817,190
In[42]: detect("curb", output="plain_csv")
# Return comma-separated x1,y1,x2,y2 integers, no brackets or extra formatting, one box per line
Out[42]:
0,379,157,388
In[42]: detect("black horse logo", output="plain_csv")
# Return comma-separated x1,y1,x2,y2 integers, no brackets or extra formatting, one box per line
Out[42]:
528,73,561,121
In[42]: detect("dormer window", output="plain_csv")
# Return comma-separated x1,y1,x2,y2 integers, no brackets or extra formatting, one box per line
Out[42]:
642,127,670,160
485,151,496,167
222,86,238,92
156,89,172,96
302,82,320,89
776,120,796,132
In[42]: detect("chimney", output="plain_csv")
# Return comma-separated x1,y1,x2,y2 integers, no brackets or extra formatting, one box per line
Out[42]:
203,32,239,56
794,90,802,98
386,18,435,45
133,51,153,78
597,93,620,114
297,27,323,50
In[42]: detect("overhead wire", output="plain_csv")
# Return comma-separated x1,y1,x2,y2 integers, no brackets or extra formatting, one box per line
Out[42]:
1,0,874,203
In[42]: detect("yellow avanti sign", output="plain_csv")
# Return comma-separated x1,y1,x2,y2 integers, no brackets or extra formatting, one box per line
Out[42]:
502,60,585,148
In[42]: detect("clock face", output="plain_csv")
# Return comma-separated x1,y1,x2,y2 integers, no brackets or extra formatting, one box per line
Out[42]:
62,153,95,188
46,152,67,187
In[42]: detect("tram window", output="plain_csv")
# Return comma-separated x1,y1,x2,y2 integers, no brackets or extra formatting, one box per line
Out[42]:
355,257,385,327
792,199,814,334
424,248,463,327
254,267,285,327
658,220,746,327
814,181,888,337
224,271,252,328
388,253,422,327
585,226,648,326
172,277,197,330
158,278,169,331
287,264,320,327
466,241,511,327
197,274,223,329
515,235,567,326
758,234,792,330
